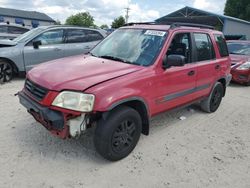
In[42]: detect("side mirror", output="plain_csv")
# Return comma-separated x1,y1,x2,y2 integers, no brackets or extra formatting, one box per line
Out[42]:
162,55,185,69
33,40,41,49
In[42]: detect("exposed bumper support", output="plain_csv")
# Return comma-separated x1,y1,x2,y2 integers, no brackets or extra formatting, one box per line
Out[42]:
18,91,68,138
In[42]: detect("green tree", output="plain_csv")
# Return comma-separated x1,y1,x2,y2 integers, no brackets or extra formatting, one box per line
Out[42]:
100,24,109,29
224,0,250,21
111,16,125,28
65,12,94,27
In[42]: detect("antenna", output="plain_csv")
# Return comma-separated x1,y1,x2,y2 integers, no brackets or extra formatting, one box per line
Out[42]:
124,7,130,24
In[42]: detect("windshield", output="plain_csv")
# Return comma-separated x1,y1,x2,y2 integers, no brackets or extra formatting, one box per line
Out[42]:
91,28,168,66
13,27,44,43
227,42,250,56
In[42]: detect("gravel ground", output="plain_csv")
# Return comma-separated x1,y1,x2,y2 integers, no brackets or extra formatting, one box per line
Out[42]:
0,79,250,188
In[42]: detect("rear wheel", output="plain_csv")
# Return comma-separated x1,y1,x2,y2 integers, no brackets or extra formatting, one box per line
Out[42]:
0,60,13,83
94,106,142,161
200,82,224,113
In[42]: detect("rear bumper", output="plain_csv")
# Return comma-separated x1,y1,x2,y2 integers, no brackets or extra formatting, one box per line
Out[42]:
18,91,69,138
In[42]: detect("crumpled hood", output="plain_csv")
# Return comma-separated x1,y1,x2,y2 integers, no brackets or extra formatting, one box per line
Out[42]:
0,39,17,47
28,55,144,91
230,54,250,65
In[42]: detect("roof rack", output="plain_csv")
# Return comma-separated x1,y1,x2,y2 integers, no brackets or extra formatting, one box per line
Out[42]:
123,22,156,26
123,22,214,30
169,22,215,30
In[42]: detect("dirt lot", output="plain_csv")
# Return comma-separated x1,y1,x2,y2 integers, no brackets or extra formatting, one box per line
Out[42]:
0,79,250,188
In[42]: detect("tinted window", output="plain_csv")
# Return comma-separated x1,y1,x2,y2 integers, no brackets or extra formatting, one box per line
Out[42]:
8,26,29,34
35,30,63,45
86,30,104,42
0,25,7,33
227,42,250,56
66,29,87,43
167,33,192,63
194,33,215,61
214,35,229,57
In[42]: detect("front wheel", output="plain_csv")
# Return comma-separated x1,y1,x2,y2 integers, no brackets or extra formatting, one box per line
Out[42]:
200,82,224,113
0,60,13,83
94,106,142,161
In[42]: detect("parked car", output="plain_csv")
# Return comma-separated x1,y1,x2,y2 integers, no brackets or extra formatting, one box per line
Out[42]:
18,23,231,161
0,23,30,40
0,25,107,83
227,40,250,86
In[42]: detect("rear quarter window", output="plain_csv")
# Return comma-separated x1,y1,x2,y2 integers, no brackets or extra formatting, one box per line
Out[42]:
214,34,229,57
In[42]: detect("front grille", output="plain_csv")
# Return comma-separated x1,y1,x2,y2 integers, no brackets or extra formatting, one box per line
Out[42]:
25,79,48,101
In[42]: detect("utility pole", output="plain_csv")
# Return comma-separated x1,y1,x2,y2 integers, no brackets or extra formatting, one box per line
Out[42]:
124,7,130,23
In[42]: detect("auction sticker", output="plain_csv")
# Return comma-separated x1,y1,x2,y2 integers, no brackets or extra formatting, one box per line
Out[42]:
144,30,166,37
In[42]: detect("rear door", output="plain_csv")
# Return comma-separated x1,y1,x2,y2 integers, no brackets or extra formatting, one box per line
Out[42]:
64,29,104,56
192,32,218,99
23,29,65,71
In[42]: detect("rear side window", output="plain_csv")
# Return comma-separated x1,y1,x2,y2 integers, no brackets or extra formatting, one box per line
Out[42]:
214,34,229,57
66,29,88,43
86,30,104,42
194,33,215,61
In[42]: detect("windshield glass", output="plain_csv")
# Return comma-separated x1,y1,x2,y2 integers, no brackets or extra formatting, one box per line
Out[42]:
13,27,44,43
91,28,168,66
227,42,250,56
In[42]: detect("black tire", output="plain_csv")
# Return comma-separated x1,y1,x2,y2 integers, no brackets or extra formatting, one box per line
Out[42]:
94,106,142,161
0,60,13,83
200,82,224,113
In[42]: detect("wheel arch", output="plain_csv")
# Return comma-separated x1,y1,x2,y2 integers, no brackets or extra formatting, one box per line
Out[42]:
0,57,19,74
217,77,226,97
106,97,150,135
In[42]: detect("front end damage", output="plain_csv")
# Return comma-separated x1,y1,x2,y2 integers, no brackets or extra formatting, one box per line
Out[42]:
18,91,91,139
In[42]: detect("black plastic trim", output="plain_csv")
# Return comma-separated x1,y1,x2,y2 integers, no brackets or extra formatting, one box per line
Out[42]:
18,91,64,130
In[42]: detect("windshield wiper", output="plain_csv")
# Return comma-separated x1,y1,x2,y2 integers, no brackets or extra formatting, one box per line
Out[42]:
99,55,133,64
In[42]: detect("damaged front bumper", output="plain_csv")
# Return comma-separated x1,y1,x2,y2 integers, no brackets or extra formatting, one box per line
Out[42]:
18,91,88,139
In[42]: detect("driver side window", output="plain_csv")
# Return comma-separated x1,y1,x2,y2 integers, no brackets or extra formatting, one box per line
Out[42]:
167,33,192,64
34,29,64,45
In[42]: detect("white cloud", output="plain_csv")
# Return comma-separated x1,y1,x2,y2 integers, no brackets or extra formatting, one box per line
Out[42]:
193,0,226,14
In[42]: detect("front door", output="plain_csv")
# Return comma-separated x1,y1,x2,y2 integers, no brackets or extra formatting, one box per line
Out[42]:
23,29,65,71
151,32,197,115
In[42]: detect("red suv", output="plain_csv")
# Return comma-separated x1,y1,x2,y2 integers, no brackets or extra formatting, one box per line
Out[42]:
18,23,231,161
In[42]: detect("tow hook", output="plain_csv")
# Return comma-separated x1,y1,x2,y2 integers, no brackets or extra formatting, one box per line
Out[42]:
68,114,88,137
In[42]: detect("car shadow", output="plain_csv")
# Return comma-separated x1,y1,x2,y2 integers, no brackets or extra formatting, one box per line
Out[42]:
13,103,203,164
229,82,247,88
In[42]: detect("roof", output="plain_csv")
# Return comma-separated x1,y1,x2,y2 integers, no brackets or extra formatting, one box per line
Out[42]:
0,7,55,22
156,6,250,26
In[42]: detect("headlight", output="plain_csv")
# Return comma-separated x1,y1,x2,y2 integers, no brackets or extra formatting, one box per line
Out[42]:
52,91,95,112
236,61,250,70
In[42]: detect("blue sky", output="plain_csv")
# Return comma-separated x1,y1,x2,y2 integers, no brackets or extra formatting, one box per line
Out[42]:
0,0,227,26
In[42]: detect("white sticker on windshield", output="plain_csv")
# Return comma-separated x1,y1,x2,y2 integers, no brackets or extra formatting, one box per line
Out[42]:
144,30,166,37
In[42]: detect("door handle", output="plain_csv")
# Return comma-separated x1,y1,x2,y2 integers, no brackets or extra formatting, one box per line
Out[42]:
84,46,91,49
188,70,195,76
215,64,220,70
54,48,62,51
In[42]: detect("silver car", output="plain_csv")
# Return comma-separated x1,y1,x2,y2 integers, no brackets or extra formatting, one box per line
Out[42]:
0,23,30,40
0,25,107,83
